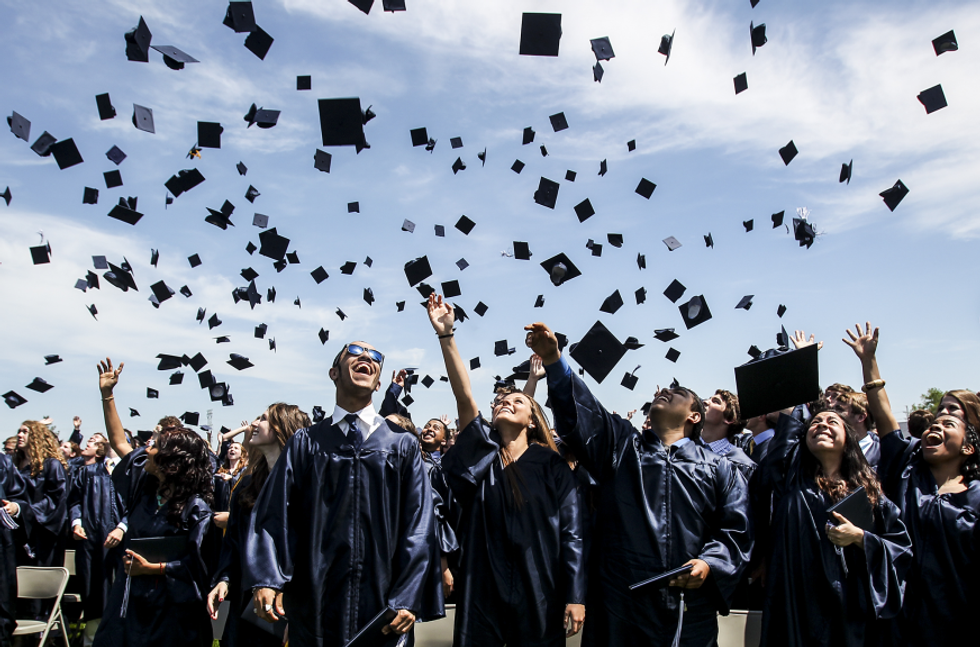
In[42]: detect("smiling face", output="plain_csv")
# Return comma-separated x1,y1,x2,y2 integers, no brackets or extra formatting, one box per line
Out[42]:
648,387,703,436
226,442,242,463
60,441,76,459
250,409,274,446
420,419,447,452
16,426,29,449
329,341,383,396
491,392,536,432
921,414,975,466
703,394,729,426
805,411,847,458
80,438,100,459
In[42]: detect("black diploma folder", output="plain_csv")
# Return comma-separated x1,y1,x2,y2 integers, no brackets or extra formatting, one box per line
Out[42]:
629,564,695,592
127,535,189,563
827,485,874,532
345,605,398,647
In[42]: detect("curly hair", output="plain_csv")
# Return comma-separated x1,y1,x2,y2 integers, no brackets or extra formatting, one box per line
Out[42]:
239,403,310,510
19,420,68,477
800,412,882,508
151,429,214,528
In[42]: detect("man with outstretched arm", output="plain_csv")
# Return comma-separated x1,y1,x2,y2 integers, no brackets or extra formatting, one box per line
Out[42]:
526,323,752,646
246,341,442,646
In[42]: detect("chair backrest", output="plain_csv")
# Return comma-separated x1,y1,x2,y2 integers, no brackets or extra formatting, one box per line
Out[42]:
64,549,76,576
16,567,69,600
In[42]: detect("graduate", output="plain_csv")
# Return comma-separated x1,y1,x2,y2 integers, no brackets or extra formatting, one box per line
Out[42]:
93,427,215,647
68,436,123,644
845,323,980,645
417,416,459,600
526,321,752,647
757,332,911,646
427,294,586,646
207,403,311,647
245,340,441,646
0,450,26,645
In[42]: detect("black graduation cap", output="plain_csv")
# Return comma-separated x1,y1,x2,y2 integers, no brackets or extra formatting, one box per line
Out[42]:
635,287,646,305
608,233,623,248
839,160,853,184
434,225,445,237
635,178,656,199
879,180,909,212
237,161,248,176
169,371,184,385
540,252,582,286
747,345,762,360
704,233,714,248
363,288,375,305
776,326,790,348
240,267,259,282
8,111,31,142
348,202,359,213
243,104,280,128
735,344,820,418
319,98,366,147
452,158,466,174
779,141,798,166
511,160,525,174
208,313,222,329
104,261,137,291
297,75,312,90
637,254,646,270
311,266,328,284
588,240,603,257
441,280,461,298
550,112,569,132
188,253,202,268
513,241,532,260
793,217,816,249
106,145,126,166
30,244,51,265
771,211,785,227
83,187,99,204
228,354,253,370
663,279,686,303
196,307,207,323
750,21,767,55
469,357,481,370
50,139,83,169
621,370,639,391
151,45,199,70
574,199,595,222
180,411,200,426
665,348,681,363
125,16,152,62
335,308,347,322
404,256,432,286
471,301,488,317
569,320,627,384
917,84,947,114
86,271,100,289
132,104,155,133
150,280,174,304
188,352,208,372
453,215,476,235
734,72,748,95
197,122,223,149
735,295,753,310
522,127,535,145
339,261,356,275
157,353,182,370
402,219,416,233
932,30,958,56
599,290,624,314
534,294,545,308
266,286,275,301
258,227,290,260
520,13,562,57
410,127,428,147
87,304,98,319
593,62,604,82
395,301,405,312
3,391,27,408
456,258,469,271
251,213,269,228
600,160,609,176
450,137,463,149
679,295,712,329
658,29,675,65
777,304,787,318
534,177,560,209
254,323,267,339
224,1,257,32
25,377,53,393
743,220,754,232
31,131,56,156
244,26,274,60
43,354,62,365
590,36,614,60
654,328,679,342
663,236,682,252
164,168,205,197
478,149,486,165
494,340,513,357
318,328,329,345
146,387,159,399
104,170,123,189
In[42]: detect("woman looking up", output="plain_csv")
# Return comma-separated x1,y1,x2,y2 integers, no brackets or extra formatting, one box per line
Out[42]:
426,293,586,646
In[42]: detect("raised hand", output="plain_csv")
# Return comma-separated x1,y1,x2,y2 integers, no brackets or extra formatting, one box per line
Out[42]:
791,330,824,351
427,293,455,336
524,322,560,365
97,358,124,396
529,355,545,380
392,369,408,388
843,322,879,363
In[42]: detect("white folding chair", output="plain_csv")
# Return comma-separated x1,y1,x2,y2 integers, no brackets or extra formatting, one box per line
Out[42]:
13,566,71,647
413,604,455,647
717,609,762,647
62,550,82,605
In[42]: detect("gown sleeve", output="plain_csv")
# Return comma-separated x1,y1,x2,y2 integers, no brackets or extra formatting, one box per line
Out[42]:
544,356,636,484
17,458,68,536
441,416,500,508
244,431,309,591
862,496,913,620
426,461,459,555
212,484,244,587
699,457,754,613
760,407,808,501
557,467,587,605
379,382,410,419
68,466,86,524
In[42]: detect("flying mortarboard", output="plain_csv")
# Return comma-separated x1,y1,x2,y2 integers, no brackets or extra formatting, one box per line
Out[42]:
734,73,748,95
363,288,375,305
574,199,595,223
434,225,445,237
146,387,159,399
169,371,183,385
771,211,784,227
244,26,274,60
348,201,359,213
106,145,127,165
151,45,199,70
635,178,656,199
569,320,627,384
665,348,681,363
450,137,463,149
879,180,909,211
494,340,513,357
593,62,604,83
621,370,639,391
932,30,958,56
188,253,202,268
404,256,432,286
679,295,712,329
635,287,646,305
663,236,682,252
254,323,267,339
590,36,614,60
839,159,853,184
150,280,174,304
180,411,200,426
750,21,767,55
663,279,686,303
258,227,290,260
164,168,205,197
87,304,98,319
30,244,51,265
8,111,31,141
410,127,428,147
779,141,798,165
793,217,816,248
452,157,466,174
917,84,947,114
533,177,560,209
3,391,27,408
456,258,469,271
104,170,123,188
658,29,675,65
50,139,83,169
540,252,581,286
107,202,143,225
402,219,416,233
735,344,820,418
44,354,62,365
743,220,754,232
599,290,624,314
735,295,754,310
228,354,253,370
297,75,312,90
125,17,152,62
208,313,222,329
313,149,332,173
252,213,269,228
336,308,347,321
608,233,623,248
511,160,525,174
224,1,256,32
95,93,116,120
188,352,208,372
25,377,53,394
539,145,548,157
513,241,532,260
534,294,545,307
340,261,356,275
777,304,787,318
454,215,476,235
550,112,569,132
637,254,646,270
588,241,602,257
319,98,366,146
132,105,155,133
83,187,99,204
474,301,489,316
197,122,223,148
311,266,328,284
244,104,280,128
627,140,636,152
522,127,535,145
704,233,714,248
654,328,679,342
520,13,562,57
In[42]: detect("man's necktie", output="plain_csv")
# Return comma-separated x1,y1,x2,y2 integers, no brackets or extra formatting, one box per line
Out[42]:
345,413,364,450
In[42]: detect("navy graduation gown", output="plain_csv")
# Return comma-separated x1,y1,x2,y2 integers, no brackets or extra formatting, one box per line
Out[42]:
68,461,122,620
442,416,586,647
423,453,459,557
13,457,68,568
878,431,980,645
94,493,213,647
245,418,441,646
0,454,25,644
545,363,753,647
759,413,912,647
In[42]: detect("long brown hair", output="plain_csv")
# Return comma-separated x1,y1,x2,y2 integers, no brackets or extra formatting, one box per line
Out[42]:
152,428,215,528
218,442,249,476
238,403,311,510
800,412,881,508
18,420,68,477
492,387,558,509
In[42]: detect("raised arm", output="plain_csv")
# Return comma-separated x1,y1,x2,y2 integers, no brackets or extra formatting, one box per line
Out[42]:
843,322,898,437
523,355,545,398
98,358,132,457
427,294,478,428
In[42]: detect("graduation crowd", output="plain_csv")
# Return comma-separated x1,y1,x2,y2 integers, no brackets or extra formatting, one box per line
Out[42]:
1,299,977,647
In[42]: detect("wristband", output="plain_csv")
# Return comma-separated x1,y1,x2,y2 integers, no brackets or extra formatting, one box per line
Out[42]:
861,379,885,392
102,395,115,402
438,331,454,339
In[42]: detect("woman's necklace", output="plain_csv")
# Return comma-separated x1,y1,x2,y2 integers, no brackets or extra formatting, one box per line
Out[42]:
156,493,167,510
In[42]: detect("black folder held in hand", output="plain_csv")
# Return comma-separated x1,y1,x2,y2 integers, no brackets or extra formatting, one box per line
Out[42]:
629,564,694,592
827,486,874,532
127,535,189,563
345,605,399,647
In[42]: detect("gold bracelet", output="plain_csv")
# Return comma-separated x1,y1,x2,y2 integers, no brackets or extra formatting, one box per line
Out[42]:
861,379,885,392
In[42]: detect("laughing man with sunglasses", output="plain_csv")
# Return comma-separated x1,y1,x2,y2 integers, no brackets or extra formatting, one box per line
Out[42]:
246,341,443,645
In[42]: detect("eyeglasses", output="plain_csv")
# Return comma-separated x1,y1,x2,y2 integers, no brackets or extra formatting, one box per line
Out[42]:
344,344,384,367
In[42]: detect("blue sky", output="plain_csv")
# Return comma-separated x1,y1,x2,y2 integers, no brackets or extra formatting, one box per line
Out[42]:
1,0,977,439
